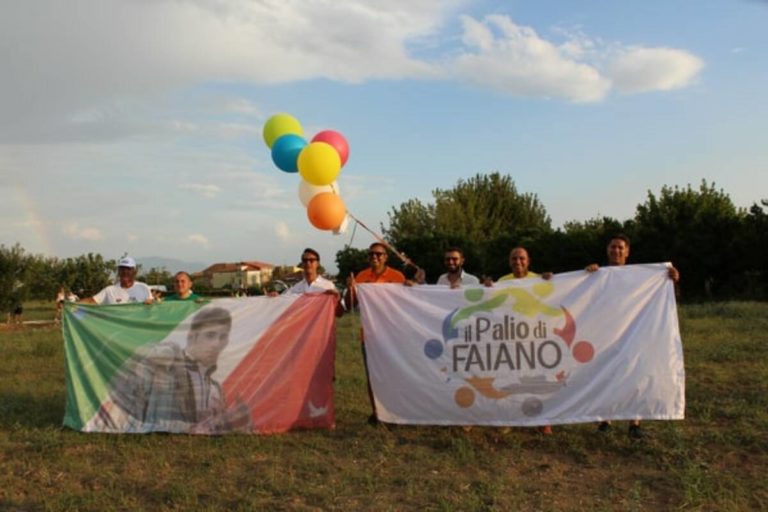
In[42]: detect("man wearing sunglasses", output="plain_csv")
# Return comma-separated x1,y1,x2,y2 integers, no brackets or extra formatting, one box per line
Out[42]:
347,242,406,292
287,248,338,295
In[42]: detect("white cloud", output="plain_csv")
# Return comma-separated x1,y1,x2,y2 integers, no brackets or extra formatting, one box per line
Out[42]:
186,234,210,247
451,15,611,103
0,3,705,144
223,98,262,117
274,221,292,242
179,183,222,199
63,223,103,241
0,0,449,143
449,16,705,103
607,47,704,94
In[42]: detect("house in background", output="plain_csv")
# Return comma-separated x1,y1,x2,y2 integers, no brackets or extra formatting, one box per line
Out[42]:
195,260,274,290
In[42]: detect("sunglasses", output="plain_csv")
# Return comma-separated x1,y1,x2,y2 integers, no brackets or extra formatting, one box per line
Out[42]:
302,258,318,263
368,251,386,257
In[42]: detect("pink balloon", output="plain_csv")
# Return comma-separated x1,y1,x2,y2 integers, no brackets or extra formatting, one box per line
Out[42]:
312,130,349,167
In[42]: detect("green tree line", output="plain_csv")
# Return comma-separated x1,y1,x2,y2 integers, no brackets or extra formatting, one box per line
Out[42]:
0,248,177,312
336,173,768,301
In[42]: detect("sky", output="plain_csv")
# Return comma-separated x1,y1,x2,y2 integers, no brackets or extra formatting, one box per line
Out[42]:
1,0,767,273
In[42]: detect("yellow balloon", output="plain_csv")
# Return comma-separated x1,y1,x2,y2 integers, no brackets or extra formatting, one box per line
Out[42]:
298,142,341,186
263,113,303,148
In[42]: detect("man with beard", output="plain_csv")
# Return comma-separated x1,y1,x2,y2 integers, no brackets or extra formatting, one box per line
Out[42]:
414,247,480,288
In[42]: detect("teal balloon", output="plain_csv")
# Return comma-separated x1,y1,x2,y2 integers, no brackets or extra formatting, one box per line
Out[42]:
271,134,307,173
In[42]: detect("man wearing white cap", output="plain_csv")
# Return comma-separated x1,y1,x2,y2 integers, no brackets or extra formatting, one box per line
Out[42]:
83,256,153,305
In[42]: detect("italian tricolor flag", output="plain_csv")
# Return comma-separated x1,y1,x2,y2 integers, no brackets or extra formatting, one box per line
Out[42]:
62,295,336,434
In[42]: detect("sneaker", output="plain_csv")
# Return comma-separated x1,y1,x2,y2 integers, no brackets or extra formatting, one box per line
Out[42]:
596,421,612,433
628,424,645,439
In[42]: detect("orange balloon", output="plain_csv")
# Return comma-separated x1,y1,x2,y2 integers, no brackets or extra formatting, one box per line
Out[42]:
307,192,346,231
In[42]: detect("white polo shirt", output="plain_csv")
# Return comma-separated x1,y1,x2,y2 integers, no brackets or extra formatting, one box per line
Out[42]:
437,270,480,286
93,282,153,305
287,275,337,294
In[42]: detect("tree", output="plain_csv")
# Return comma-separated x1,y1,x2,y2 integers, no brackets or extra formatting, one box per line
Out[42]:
633,180,743,299
381,173,552,281
56,254,114,298
732,202,768,298
139,267,174,288
335,247,368,282
0,244,30,314
384,173,550,244
552,216,629,271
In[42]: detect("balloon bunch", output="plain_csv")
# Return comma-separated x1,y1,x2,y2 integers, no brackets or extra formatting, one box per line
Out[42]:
263,113,349,232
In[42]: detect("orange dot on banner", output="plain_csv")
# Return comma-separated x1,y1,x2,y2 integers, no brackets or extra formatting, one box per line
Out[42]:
572,340,594,363
307,192,346,231
454,386,475,408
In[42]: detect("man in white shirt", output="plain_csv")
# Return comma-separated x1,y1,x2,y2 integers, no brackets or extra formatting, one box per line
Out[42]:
277,249,344,317
413,247,480,288
435,247,480,288
287,248,338,294
82,256,153,305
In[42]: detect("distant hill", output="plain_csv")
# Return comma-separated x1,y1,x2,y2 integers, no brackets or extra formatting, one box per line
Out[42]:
137,256,208,274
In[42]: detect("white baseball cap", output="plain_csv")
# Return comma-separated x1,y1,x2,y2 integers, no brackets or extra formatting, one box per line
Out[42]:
118,256,137,268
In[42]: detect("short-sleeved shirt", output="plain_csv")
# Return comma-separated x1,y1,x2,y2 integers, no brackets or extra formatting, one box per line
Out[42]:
498,271,540,281
288,276,337,294
93,282,153,305
355,266,406,284
437,270,480,286
165,292,201,301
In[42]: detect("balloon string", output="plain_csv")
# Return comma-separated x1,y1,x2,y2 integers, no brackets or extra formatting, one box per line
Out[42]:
346,211,420,270
345,214,359,249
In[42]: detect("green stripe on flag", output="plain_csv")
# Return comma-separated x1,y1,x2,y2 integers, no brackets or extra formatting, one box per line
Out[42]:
62,301,207,430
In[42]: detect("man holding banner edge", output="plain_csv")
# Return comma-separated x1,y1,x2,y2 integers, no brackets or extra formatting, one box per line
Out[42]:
587,233,680,439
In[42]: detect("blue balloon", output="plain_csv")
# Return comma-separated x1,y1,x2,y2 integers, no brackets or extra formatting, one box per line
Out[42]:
271,134,307,173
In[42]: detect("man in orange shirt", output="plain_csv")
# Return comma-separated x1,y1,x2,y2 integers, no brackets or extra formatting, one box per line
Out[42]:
345,242,406,425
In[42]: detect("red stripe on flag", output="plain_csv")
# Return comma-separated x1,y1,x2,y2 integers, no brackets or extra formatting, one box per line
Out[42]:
222,294,336,433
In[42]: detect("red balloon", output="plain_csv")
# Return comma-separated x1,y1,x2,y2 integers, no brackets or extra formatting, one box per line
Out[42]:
307,192,346,231
311,130,349,167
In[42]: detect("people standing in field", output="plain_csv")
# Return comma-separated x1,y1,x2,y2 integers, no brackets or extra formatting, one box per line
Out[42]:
55,287,79,323
55,286,66,324
345,242,406,425
586,233,680,439
165,271,201,302
82,256,153,305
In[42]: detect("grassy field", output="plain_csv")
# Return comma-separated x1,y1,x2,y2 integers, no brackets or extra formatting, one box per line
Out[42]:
1,301,766,511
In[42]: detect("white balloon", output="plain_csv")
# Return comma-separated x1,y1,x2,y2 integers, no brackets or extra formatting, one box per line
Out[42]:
298,180,340,207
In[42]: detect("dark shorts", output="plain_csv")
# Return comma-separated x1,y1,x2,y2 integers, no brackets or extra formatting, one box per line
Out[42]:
13,305,23,315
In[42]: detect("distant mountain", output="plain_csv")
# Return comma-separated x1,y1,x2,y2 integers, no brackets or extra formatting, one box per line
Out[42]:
137,256,208,274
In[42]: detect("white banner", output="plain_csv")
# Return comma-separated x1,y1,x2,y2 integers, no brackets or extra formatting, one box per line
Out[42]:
357,264,685,426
